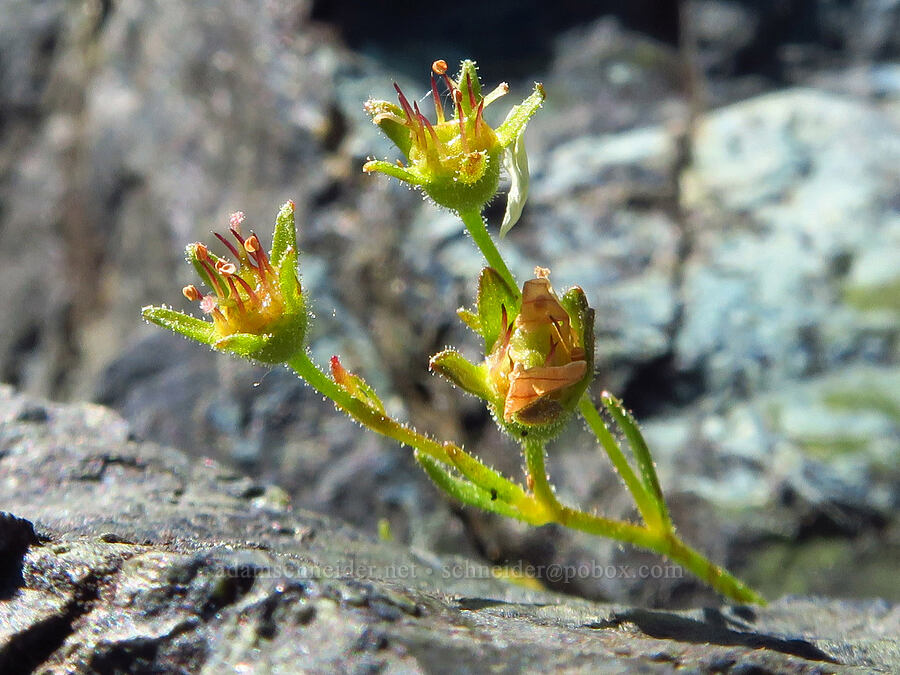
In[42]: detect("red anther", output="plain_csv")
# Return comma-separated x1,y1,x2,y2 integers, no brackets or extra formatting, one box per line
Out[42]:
226,276,245,311
195,243,210,261
244,234,261,253
214,231,242,260
182,284,202,302
215,260,237,276
430,73,445,124
432,59,448,75
466,72,476,109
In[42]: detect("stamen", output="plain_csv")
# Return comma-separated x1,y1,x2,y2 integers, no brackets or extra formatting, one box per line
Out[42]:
545,336,558,365
430,74,445,124
244,234,260,254
226,276,245,311
420,110,440,145
199,258,225,297
232,273,260,303
455,91,468,151
466,72,477,109
474,100,485,134
182,284,202,302
214,231,242,260
393,83,418,140
215,260,237,276
412,101,427,141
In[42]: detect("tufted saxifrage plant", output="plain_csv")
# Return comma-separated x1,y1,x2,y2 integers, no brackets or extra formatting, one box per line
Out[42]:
144,59,764,605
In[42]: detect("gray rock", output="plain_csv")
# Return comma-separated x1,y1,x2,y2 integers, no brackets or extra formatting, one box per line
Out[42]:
1,386,897,672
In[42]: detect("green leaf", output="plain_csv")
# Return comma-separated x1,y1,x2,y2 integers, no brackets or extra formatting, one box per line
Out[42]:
366,100,412,158
271,200,297,266
499,134,530,238
477,267,519,352
601,393,669,525
142,306,215,345
429,349,494,402
496,83,545,148
415,451,522,520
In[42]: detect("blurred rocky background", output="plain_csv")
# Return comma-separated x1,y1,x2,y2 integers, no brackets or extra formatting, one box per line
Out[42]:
0,0,897,607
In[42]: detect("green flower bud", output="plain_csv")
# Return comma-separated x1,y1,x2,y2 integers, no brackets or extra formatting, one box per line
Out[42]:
142,201,306,364
364,59,544,226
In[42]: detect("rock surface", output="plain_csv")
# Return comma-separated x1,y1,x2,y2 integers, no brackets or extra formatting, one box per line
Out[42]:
0,0,898,608
1,386,897,673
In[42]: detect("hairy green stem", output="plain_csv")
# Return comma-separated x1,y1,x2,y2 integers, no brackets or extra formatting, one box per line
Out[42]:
459,209,520,299
523,435,762,603
523,438,561,515
288,351,452,465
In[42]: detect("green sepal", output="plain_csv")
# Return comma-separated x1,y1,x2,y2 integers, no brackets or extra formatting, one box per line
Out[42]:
477,267,519,352
271,200,297,266
557,286,595,411
276,247,304,317
362,160,426,186
214,332,271,358
415,451,523,521
335,368,386,415
429,349,495,402
496,83,545,148
142,306,215,345
365,100,412,158
456,60,482,117
456,307,480,333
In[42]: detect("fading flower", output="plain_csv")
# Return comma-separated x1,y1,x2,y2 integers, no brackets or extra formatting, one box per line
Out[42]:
431,267,594,438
